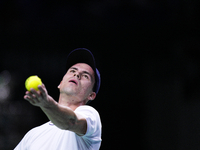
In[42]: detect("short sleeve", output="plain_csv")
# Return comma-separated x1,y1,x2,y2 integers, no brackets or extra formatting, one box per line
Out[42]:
75,105,102,140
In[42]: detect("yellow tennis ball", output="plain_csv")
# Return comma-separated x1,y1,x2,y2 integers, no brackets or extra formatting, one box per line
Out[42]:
25,75,42,91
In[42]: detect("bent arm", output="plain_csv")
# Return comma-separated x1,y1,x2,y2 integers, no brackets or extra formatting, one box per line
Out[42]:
24,84,87,135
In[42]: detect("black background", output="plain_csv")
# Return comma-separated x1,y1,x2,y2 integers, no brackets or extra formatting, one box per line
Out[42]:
1,1,200,149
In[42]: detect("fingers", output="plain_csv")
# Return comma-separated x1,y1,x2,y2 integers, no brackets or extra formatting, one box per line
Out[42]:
24,90,40,104
38,84,47,98
24,84,48,106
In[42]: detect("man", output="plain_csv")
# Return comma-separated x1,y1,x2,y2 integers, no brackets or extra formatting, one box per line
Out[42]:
14,48,102,150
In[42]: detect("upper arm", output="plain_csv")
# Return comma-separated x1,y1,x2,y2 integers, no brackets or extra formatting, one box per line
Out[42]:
68,112,87,136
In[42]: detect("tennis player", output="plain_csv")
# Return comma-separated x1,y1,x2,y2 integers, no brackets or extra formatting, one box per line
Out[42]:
14,48,102,150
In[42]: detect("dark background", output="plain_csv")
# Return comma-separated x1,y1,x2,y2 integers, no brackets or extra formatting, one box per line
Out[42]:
1,1,200,149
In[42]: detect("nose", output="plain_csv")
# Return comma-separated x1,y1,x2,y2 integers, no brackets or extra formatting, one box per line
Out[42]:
74,73,80,79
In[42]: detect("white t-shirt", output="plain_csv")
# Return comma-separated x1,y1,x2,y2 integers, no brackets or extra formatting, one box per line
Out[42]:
14,105,102,150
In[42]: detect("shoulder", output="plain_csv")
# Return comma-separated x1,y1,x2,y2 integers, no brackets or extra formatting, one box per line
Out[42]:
75,105,100,117
75,105,97,112
75,105,101,137
74,105,101,127
25,122,46,134
16,122,50,146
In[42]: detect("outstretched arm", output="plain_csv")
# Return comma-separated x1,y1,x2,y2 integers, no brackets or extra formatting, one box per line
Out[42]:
24,84,87,135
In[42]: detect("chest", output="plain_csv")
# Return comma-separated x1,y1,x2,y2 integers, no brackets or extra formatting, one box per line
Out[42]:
26,124,78,150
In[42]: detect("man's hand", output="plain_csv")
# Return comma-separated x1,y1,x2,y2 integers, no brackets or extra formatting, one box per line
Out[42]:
24,84,55,108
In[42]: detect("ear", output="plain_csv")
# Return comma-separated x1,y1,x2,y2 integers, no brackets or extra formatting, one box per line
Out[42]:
87,92,96,101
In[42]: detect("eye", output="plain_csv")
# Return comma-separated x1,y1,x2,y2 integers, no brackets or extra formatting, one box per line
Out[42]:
83,74,89,79
69,69,75,73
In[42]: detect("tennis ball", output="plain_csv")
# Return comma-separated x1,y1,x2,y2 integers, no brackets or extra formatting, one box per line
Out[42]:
25,75,42,91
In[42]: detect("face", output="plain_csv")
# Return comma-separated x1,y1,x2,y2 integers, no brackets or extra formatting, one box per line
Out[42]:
58,63,96,102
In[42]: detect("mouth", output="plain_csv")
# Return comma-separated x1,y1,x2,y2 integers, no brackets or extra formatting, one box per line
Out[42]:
69,79,78,85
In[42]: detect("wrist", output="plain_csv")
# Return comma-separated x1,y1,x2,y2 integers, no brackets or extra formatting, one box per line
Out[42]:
41,96,57,109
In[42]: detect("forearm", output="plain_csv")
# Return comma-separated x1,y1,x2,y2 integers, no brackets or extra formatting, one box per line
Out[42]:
40,98,77,130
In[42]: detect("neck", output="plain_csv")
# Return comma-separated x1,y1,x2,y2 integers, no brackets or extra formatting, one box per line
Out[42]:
58,93,86,111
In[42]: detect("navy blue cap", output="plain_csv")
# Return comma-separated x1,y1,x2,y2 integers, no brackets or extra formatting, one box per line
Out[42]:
66,48,101,94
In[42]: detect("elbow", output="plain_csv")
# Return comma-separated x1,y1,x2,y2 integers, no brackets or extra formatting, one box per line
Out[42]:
66,118,76,130
56,118,76,130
